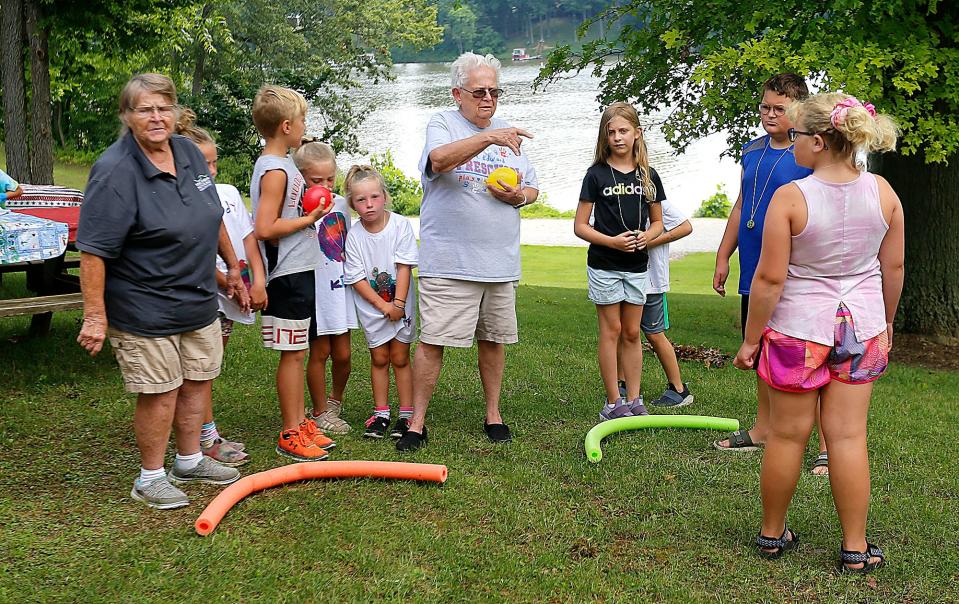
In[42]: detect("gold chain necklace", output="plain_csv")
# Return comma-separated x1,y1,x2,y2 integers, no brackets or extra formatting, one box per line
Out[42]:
608,164,642,233
746,139,792,229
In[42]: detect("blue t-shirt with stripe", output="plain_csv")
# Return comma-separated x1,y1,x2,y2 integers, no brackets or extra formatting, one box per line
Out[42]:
738,135,812,294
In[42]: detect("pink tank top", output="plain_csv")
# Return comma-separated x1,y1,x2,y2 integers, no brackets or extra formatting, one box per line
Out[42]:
768,172,888,345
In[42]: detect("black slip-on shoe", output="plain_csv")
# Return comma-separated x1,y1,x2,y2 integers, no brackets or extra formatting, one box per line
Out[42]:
395,426,428,452
484,421,512,443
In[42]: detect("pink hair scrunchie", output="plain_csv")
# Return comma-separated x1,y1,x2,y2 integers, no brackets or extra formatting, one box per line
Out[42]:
830,96,877,128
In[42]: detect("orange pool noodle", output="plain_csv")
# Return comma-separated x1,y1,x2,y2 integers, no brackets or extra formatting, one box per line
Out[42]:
195,460,448,536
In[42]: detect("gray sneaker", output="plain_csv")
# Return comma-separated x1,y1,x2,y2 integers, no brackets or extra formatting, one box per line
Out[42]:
168,456,241,485
628,397,649,416
130,477,189,510
599,398,634,421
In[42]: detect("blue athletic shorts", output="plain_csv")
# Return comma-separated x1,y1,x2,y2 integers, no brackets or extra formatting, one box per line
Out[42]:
641,292,670,334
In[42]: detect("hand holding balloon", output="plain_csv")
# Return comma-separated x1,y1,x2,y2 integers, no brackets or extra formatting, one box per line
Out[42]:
303,185,333,215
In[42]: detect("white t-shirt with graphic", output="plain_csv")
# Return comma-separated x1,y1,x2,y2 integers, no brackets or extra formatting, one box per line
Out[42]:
313,194,358,335
215,183,255,324
417,110,539,282
645,197,689,295
344,212,418,348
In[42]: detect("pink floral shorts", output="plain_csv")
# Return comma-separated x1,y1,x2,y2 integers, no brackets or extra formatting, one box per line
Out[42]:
758,305,889,392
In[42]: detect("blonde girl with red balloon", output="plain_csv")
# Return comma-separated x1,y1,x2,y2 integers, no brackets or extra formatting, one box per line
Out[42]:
293,141,358,436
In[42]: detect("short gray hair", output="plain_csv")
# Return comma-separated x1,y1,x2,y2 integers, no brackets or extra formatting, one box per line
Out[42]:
450,52,501,89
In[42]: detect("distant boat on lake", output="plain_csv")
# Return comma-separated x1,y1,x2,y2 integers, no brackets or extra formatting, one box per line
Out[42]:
511,48,542,62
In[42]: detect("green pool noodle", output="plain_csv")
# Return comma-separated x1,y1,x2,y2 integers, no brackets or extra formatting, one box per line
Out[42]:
584,415,740,463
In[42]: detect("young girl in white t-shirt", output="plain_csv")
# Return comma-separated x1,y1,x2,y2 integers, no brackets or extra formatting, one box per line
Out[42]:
293,142,358,435
342,165,418,440
176,109,268,467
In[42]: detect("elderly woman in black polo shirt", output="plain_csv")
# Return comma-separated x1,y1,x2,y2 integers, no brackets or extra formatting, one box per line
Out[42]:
76,73,249,510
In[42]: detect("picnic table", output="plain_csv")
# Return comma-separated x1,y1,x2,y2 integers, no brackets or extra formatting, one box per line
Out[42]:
0,185,84,335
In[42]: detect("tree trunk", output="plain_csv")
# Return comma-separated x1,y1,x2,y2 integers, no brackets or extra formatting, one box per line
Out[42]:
878,150,959,339
191,3,213,96
1,0,30,182
25,0,53,185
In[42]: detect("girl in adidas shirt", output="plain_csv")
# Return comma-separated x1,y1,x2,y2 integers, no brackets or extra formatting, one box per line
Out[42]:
575,102,664,422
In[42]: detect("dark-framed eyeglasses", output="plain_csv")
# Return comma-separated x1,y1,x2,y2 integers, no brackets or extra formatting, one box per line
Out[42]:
759,103,787,116
788,128,818,142
460,87,504,99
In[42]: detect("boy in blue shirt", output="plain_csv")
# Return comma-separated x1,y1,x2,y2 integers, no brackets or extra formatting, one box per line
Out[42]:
712,74,828,474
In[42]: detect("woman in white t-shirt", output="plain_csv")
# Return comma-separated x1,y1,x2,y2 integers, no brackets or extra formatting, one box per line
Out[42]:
342,165,419,440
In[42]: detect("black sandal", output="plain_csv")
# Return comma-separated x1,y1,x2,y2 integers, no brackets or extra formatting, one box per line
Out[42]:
713,429,763,452
756,527,799,560
839,542,885,574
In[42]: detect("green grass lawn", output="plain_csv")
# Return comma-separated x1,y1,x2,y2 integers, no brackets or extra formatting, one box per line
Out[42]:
1,250,957,602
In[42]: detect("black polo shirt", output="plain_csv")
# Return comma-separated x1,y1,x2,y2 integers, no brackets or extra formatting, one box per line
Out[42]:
77,132,224,336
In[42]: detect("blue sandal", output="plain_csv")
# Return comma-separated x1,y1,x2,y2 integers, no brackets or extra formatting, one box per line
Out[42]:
756,527,799,560
839,543,885,574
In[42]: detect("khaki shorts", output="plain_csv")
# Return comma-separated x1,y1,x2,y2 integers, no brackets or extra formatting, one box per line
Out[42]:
418,277,518,347
108,320,223,394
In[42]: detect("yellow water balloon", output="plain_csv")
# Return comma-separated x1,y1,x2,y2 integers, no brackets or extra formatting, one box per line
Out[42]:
486,167,519,191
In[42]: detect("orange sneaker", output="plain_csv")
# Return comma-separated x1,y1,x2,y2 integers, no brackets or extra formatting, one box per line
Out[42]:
276,429,329,462
300,418,337,450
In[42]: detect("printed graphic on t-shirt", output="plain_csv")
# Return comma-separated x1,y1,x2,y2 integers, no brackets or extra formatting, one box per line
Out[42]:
455,147,525,196
369,267,396,302
317,212,347,262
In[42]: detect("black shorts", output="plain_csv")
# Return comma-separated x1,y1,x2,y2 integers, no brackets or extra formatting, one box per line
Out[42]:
261,271,316,351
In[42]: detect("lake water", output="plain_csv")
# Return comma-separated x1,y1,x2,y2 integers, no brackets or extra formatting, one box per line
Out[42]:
311,61,741,217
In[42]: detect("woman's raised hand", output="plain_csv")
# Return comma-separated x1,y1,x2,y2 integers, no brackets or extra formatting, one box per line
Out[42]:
486,127,533,156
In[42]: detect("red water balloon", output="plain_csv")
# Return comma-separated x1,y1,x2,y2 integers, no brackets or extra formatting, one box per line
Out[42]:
303,185,333,213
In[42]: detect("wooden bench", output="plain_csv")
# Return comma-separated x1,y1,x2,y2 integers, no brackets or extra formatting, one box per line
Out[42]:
0,293,84,318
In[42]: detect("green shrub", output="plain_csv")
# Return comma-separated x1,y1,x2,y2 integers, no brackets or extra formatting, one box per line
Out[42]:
370,151,422,216
694,184,732,218
520,192,576,218
216,155,254,194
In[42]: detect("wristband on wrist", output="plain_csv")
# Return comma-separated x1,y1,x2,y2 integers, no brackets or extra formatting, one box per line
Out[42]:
515,192,528,208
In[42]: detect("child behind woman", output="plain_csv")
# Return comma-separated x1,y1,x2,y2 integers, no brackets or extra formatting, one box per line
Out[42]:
175,108,268,466
292,142,357,434
342,165,418,439
574,102,664,421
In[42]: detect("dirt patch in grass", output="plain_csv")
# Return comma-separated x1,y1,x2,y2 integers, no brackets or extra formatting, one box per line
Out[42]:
889,333,959,371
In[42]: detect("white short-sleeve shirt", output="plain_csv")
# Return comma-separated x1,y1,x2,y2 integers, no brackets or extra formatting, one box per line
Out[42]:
344,212,419,348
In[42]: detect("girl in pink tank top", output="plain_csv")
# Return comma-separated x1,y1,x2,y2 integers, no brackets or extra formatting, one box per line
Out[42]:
732,93,904,574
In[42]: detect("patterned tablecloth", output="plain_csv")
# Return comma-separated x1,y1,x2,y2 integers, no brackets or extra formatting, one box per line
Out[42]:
0,209,69,264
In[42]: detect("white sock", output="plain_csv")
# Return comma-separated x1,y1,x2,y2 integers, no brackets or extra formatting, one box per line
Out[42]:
174,451,203,471
138,467,166,485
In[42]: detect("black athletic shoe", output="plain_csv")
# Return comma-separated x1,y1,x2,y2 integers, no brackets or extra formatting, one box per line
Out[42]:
390,417,411,439
395,426,428,452
363,415,390,439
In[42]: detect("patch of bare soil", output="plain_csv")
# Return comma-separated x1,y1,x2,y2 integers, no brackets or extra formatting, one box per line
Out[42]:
888,333,959,371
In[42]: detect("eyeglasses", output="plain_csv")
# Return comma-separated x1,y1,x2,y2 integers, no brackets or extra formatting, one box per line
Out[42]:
787,128,816,142
459,87,504,99
758,103,787,116
129,104,176,118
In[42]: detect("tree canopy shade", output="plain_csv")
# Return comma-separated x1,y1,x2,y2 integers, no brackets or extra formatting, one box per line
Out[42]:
537,0,959,337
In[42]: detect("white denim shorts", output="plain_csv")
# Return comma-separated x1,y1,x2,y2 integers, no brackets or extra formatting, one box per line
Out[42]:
586,267,648,306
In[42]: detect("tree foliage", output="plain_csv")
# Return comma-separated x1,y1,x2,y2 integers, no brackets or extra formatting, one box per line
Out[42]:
536,1,959,337
39,0,441,184
537,1,959,163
